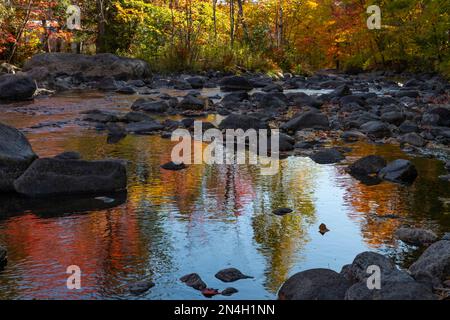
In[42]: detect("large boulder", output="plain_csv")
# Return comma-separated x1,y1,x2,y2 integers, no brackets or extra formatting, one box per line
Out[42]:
219,76,253,91
340,252,397,283
0,122,37,191
13,158,127,197
281,111,329,132
378,159,418,184
348,155,386,176
394,227,438,246
0,73,37,101
409,240,450,287
219,113,269,131
278,268,351,300
23,53,150,81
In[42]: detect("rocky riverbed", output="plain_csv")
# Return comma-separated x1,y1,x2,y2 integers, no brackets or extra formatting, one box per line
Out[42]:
0,53,449,299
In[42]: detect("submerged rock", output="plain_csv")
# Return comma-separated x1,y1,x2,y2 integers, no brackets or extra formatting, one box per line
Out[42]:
125,121,164,134
348,155,386,176
394,227,438,246
0,122,38,191
54,151,82,160
278,268,351,300
128,280,155,295
310,148,344,164
409,240,450,287
13,158,127,197
215,268,253,282
0,73,37,101
131,99,169,113
180,273,207,290
378,159,418,184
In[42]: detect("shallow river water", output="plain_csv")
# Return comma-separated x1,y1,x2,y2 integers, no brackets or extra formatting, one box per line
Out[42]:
0,90,449,299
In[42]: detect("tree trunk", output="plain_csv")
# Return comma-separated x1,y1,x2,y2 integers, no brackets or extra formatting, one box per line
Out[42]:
229,0,235,47
96,0,107,53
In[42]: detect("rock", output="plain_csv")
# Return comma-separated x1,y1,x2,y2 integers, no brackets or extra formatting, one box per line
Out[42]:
429,107,450,127
331,84,352,98
218,114,269,131
360,121,391,138
0,122,38,191
106,123,127,143
398,120,419,133
116,86,137,94
395,90,419,98
340,251,398,283
23,53,150,81
345,275,436,300
83,110,119,123
172,79,192,90
341,131,366,142
13,158,127,197
400,132,426,147
131,99,169,113
442,233,450,241
278,268,351,300
310,148,344,164
161,161,187,171
178,95,205,110
262,83,283,92
378,159,418,184
201,288,220,298
126,121,164,134
381,111,405,126
128,280,155,295
273,208,293,216
122,111,154,123
186,76,206,89
258,94,286,109
220,91,249,107
319,223,330,235
394,227,438,246
275,133,295,151
0,73,37,101
348,155,386,176
0,245,6,269
219,76,253,91
409,240,450,287
281,111,329,132
221,287,238,296
294,140,323,149
215,268,253,282
54,151,82,160
96,77,118,91
180,273,207,290
287,92,323,108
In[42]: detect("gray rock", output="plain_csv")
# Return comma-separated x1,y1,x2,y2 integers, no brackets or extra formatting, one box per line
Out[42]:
220,91,249,107
126,121,164,134
180,273,207,290
13,158,127,197
186,76,206,89
128,280,155,295
409,240,450,287
122,111,154,123
399,120,419,133
345,275,436,300
281,111,329,132
400,132,426,147
381,111,405,126
395,90,419,98
258,94,286,109
360,121,391,138
96,77,118,91
219,114,269,131
378,159,418,184
131,99,169,113
341,131,366,142
83,110,119,123
215,268,253,282
310,148,344,164
23,53,150,81
0,73,37,101
331,85,351,98
0,122,38,191
178,95,205,110
116,86,137,94
220,76,253,91
348,155,386,176
340,251,397,283
395,227,438,246
278,268,351,300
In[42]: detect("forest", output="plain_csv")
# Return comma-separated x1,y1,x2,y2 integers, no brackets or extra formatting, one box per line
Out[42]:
1,0,449,76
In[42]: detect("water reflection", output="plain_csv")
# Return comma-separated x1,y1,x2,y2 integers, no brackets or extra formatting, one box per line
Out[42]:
0,92,449,299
